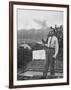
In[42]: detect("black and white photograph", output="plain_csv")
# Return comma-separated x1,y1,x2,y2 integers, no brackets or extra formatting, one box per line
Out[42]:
17,8,63,80
9,2,69,88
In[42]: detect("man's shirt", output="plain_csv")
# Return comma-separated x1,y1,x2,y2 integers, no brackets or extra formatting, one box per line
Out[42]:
47,36,59,58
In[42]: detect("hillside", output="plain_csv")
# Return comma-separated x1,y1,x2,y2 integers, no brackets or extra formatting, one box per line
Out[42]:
17,28,52,42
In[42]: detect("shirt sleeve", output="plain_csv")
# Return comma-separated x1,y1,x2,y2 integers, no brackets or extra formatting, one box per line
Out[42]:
54,37,59,57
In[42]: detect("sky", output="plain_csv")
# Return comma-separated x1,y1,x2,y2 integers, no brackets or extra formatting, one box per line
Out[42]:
17,9,63,30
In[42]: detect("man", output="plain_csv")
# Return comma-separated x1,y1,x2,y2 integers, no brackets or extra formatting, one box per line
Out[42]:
42,31,59,78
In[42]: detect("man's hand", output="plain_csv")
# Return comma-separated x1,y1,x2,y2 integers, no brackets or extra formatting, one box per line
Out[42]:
53,55,56,58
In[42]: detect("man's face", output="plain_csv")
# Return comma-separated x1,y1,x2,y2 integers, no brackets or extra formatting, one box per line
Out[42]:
49,31,54,36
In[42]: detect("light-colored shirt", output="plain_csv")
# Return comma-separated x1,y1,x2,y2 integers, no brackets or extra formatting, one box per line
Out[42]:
47,36,59,57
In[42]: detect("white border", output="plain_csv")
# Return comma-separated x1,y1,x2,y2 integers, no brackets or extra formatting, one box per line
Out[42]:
13,5,67,85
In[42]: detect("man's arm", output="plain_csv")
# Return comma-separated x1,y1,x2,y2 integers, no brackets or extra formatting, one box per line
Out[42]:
42,38,48,44
53,37,59,58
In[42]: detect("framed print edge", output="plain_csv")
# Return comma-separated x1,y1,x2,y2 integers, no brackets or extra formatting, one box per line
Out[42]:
67,5,69,85
9,2,13,88
9,1,69,88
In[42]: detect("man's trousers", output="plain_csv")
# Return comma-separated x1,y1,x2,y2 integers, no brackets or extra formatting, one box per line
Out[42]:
43,48,55,78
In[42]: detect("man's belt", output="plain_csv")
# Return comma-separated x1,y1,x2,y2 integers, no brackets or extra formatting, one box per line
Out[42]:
48,47,55,49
